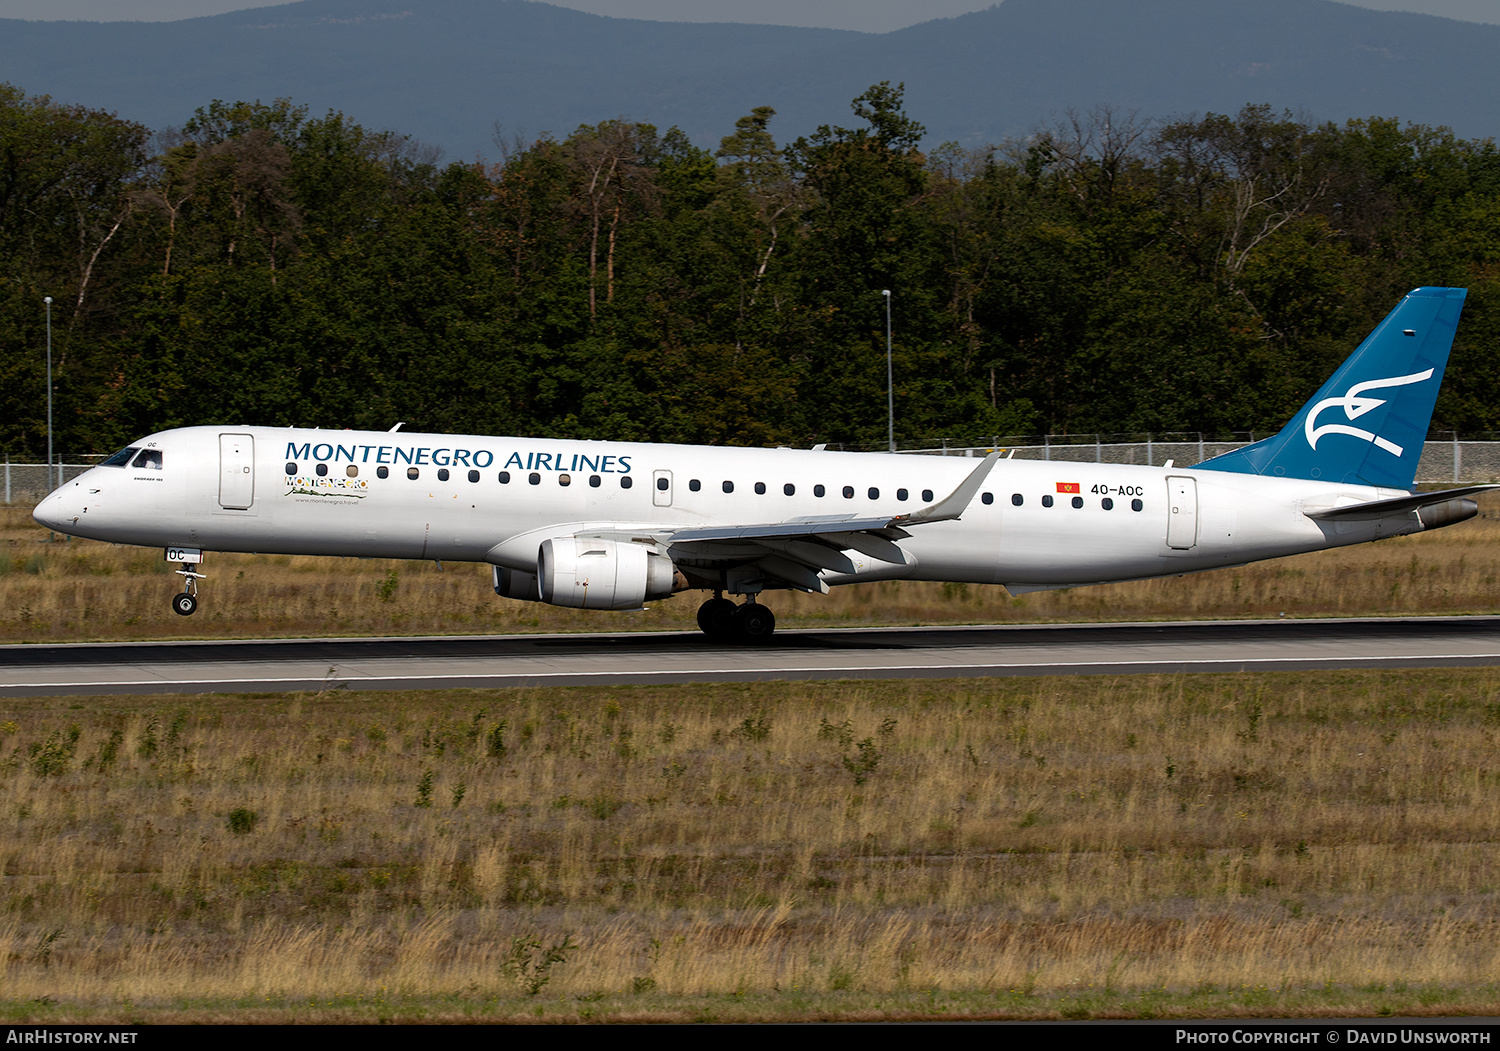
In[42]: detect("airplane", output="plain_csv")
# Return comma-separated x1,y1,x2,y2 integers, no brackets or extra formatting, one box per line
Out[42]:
33,286,1494,641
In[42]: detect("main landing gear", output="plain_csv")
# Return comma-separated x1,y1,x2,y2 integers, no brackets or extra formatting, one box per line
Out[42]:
696,592,776,642
172,561,205,616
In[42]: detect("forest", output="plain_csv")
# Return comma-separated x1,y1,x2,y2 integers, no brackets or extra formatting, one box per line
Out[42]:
3,80,1500,459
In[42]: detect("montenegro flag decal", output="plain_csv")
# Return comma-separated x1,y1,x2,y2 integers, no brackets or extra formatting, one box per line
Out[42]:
1056,482,1081,494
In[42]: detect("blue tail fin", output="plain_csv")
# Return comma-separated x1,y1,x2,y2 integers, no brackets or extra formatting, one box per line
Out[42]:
1196,287,1467,489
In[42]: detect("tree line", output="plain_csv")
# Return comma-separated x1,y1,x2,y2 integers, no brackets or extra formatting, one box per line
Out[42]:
3,80,1499,459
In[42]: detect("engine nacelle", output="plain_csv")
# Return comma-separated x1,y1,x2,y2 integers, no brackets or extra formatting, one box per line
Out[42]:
492,565,540,602
537,538,681,610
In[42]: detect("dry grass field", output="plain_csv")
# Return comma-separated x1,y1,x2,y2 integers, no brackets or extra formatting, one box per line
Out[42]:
1,671,1499,1022
5,495,1500,644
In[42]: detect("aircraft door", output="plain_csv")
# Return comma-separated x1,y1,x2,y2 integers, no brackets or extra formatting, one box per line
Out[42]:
652,469,673,507
1166,476,1198,550
219,433,255,510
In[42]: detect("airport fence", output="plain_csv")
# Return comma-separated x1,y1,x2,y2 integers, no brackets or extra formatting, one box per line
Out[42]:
2,462,96,505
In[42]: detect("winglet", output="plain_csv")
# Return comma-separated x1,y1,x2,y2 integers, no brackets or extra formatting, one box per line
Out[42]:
894,452,1002,526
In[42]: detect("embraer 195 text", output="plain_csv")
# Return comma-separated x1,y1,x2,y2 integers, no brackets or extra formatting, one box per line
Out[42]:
34,287,1494,640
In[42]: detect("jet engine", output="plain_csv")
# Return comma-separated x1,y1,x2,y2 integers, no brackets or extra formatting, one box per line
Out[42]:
535,537,683,610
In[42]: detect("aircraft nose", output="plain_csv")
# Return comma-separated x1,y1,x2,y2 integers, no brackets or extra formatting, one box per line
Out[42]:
33,485,77,532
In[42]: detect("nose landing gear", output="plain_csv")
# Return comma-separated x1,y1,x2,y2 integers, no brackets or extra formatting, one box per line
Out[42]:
172,562,205,616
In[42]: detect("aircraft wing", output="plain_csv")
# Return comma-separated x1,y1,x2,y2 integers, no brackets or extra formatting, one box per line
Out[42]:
579,452,1001,593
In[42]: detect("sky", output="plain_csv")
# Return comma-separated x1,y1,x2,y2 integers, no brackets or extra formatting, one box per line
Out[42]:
1,0,1498,32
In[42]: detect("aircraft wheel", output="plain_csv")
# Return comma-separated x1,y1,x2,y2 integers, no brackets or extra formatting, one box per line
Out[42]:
172,592,197,617
732,602,776,642
697,597,737,637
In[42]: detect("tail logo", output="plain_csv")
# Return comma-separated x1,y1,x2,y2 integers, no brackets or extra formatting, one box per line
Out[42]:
1304,369,1433,457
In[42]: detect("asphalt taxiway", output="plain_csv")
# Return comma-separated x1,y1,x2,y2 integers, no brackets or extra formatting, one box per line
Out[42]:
3,616,1500,696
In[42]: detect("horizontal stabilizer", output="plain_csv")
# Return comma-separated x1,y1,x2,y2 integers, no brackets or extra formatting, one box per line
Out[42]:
1303,484,1499,522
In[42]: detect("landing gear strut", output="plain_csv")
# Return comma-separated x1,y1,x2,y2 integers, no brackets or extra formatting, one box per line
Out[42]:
172,562,204,616
696,592,776,642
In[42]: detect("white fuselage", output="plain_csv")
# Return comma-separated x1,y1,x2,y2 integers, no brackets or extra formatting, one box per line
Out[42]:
33,425,1418,594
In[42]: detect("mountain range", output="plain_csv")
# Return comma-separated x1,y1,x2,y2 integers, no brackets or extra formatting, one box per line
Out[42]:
2,0,1497,158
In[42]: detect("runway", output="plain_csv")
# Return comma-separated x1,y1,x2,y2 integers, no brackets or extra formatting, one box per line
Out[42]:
4,616,1500,696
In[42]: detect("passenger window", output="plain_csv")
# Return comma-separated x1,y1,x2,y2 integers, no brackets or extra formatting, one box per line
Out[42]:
981,492,993,505
529,473,541,485
621,476,633,489
438,468,450,481
316,463,328,477
589,475,601,488
1131,498,1143,512
285,462,297,476
468,469,480,483
868,487,879,500
1011,493,1023,506
656,477,668,491
689,479,701,492
408,467,420,480
346,465,359,478
755,482,766,495
499,471,511,484
897,488,908,501
377,466,389,479
784,483,795,496
559,473,571,487
842,486,854,499
1071,496,1084,509
1102,497,1114,510
723,480,734,493
814,484,826,497
101,447,138,468
1042,494,1054,507
922,489,933,502
131,449,163,470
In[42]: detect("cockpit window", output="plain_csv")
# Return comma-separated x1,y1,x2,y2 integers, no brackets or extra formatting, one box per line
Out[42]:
101,446,138,467
131,449,163,470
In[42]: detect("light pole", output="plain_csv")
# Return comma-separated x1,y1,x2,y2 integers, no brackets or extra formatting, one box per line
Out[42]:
44,296,53,490
882,289,894,453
